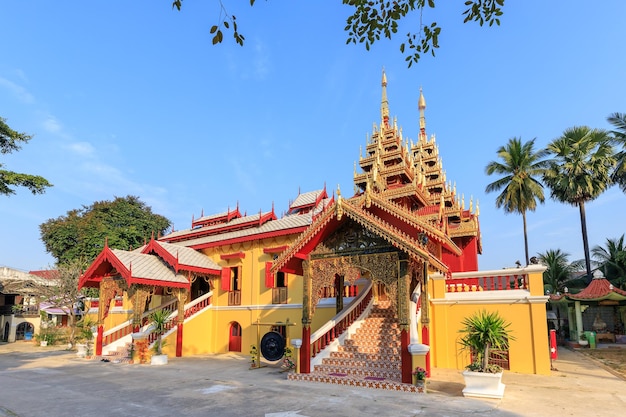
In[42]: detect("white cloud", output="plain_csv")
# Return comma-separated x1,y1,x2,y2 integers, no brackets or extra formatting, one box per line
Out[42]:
66,141,95,157
0,76,34,103
42,115,62,133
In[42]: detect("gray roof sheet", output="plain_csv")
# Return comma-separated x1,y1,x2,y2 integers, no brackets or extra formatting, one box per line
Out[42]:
111,249,188,285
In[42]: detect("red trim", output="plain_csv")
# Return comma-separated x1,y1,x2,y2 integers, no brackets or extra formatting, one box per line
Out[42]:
263,246,289,254
187,226,309,250
142,238,221,275
96,325,104,356
265,262,274,288
221,267,231,291
301,325,311,373
79,246,131,289
176,323,183,357
401,329,411,383
220,252,246,260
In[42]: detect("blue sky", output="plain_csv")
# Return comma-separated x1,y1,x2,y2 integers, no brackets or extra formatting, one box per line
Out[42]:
1,1,625,272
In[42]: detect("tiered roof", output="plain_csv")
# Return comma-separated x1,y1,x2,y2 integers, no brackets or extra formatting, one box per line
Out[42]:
159,189,333,250
353,70,480,246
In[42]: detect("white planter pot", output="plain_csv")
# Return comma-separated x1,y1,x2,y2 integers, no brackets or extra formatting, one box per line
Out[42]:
40,341,48,347
579,340,588,347
462,370,505,399
151,354,168,366
76,343,88,358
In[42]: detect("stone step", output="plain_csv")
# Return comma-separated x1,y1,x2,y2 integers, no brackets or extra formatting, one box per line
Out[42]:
288,373,423,393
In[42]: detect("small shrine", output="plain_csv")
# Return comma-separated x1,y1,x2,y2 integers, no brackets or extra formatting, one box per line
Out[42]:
549,270,626,344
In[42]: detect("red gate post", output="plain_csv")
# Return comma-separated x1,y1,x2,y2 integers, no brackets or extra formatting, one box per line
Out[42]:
550,329,558,360
96,325,103,356
176,322,183,357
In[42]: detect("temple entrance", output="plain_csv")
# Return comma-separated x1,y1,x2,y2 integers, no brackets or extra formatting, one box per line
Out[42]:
228,322,242,352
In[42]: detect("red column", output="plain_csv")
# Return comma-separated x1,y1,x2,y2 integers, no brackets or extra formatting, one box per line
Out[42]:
422,326,431,377
176,323,184,357
301,325,311,374
400,329,412,383
550,329,558,360
96,325,103,356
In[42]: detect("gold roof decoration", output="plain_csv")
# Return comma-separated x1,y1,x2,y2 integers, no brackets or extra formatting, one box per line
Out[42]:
351,69,480,248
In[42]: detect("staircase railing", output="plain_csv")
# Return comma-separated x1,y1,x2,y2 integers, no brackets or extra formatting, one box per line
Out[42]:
147,291,214,346
309,280,373,364
102,297,178,347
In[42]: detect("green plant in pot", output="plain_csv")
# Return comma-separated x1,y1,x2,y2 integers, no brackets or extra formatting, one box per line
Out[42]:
75,317,96,357
458,310,514,398
149,309,171,365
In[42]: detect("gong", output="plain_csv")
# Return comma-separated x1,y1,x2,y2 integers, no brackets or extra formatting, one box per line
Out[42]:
260,331,285,361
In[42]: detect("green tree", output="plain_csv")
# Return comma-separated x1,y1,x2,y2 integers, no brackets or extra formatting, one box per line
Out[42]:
607,112,626,192
39,195,171,264
537,249,583,294
543,126,616,282
172,0,505,68
0,117,52,196
485,137,549,265
592,235,626,290
37,259,91,348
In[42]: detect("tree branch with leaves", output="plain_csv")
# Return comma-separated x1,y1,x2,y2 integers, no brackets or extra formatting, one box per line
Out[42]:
0,117,52,196
171,0,505,68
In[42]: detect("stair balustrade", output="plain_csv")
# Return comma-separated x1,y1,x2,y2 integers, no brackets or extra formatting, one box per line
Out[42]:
309,281,373,358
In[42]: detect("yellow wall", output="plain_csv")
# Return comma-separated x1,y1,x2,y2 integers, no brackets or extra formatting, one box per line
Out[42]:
429,265,551,375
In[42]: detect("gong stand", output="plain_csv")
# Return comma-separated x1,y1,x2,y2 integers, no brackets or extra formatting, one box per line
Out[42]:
251,317,296,369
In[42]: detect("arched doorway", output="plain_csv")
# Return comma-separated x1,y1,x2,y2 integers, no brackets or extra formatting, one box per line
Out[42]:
15,322,34,340
228,322,242,352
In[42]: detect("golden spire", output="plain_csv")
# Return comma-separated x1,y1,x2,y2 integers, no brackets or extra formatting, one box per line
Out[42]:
381,68,389,127
418,87,426,141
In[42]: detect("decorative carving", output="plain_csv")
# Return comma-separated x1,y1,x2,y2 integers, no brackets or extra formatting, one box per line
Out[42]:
127,285,154,326
307,252,400,316
99,277,127,323
312,220,393,257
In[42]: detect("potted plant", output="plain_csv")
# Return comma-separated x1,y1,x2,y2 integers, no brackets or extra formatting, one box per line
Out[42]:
412,366,427,392
75,317,96,358
149,309,171,365
578,332,588,347
458,310,514,399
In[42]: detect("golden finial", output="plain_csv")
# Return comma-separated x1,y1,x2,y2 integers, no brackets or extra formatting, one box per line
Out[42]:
476,199,480,216
353,161,357,176
469,196,473,213
461,194,465,210
418,86,426,110
381,68,389,127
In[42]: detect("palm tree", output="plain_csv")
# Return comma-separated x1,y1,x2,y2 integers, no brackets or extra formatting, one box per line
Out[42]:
485,137,550,265
592,234,626,290
607,112,626,192
543,126,616,282
537,249,584,294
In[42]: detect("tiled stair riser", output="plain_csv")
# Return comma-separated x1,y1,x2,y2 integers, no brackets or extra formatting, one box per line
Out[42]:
288,302,425,393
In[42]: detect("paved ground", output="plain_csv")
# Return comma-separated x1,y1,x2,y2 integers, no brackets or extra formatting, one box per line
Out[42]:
1,341,625,417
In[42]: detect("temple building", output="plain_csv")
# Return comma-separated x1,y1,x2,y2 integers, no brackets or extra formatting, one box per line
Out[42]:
77,71,551,391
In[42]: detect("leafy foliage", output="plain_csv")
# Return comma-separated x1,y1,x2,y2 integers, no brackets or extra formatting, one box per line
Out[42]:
543,126,616,280
0,117,52,196
150,309,172,355
607,112,626,193
171,0,505,68
39,195,171,264
485,137,549,265
458,310,514,373
592,235,626,290
537,249,583,294
34,259,92,348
